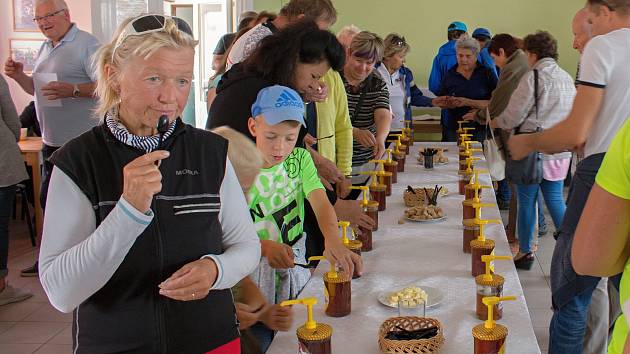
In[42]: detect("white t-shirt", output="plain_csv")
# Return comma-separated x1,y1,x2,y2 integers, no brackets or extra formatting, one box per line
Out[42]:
226,23,273,71
577,28,630,157
376,65,406,131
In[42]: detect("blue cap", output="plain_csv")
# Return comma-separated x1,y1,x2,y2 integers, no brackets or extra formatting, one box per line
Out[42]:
448,21,468,32
251,85,306,126
472,28,492,39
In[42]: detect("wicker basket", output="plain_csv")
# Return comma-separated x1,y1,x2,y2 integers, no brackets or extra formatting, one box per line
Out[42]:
378,316,444,353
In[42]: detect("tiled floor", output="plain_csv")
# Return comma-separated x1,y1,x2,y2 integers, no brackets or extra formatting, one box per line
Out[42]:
0,201,556,353
0,216,72,354
501,206,556,354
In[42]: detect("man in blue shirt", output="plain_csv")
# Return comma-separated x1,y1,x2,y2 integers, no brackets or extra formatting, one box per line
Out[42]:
428,21,468,95
4,0,100,277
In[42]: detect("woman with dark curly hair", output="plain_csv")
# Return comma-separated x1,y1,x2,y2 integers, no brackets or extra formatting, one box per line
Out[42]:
206,21,344,139
491,30,576,270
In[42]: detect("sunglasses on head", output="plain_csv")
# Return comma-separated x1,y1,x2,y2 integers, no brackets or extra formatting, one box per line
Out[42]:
112,14,193,59
392,35,406,47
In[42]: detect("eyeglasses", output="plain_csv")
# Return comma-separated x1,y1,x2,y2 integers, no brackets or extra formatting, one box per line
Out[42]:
112,14,193,59
32,9,66,23
392,36,406,47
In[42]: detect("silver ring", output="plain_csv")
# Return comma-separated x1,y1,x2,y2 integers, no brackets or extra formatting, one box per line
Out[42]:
191,292,196,299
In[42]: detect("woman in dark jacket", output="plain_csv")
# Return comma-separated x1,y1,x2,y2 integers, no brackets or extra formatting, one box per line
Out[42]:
206,21,345,139
38,15,260,354
434,36,498,142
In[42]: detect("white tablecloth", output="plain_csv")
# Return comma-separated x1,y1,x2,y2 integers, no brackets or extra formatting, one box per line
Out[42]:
267,142,541,354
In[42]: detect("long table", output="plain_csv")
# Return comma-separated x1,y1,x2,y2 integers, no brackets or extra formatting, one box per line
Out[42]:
267,142,540,354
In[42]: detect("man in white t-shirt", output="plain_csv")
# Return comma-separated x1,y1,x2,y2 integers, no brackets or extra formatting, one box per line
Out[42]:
226,0,336,71
509,1,630,353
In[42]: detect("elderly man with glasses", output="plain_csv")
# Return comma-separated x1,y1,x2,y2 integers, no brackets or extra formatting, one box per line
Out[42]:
4,0,100,277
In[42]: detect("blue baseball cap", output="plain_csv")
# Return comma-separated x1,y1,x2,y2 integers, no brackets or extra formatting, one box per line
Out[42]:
448,21,468,32
472,28,492,40
251,85,306,126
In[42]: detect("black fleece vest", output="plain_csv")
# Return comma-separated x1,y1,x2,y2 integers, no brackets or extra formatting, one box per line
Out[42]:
51,120,238,354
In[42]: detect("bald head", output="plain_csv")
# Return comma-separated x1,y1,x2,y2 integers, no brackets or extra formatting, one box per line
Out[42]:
572,8,592,54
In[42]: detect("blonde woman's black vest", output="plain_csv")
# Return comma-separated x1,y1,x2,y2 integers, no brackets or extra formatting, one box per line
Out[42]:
51,120,238,354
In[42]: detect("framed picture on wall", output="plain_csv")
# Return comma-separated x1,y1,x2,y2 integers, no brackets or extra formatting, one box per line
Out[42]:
13,0,38,32
9,39,43,73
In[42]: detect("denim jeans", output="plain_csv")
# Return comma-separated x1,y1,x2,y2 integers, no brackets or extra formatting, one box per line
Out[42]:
496,179,511,202
537,190,547,227
0,185,16,278
516,179,566,253
549,286,595,354
550,153,608,353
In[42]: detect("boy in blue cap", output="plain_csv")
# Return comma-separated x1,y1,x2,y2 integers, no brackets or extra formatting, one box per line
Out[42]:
246,84,362,300
245,85,363,349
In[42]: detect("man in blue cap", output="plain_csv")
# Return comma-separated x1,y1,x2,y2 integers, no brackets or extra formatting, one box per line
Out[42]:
428,21,468,140
472,27,499,78
428,21,468,95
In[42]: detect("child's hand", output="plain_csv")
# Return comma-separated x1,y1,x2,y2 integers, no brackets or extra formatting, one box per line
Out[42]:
324,241,363,277
235,302,260,330
261,240,295,269
333,199,375,230
260,304,294,331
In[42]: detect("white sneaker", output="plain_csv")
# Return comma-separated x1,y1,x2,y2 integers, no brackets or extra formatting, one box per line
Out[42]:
0,285,33,305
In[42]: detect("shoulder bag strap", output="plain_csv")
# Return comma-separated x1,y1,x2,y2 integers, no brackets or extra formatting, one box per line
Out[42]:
515,69,539,134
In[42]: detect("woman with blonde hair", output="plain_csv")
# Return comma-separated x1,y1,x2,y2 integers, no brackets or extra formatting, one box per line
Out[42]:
342,31,392,198
375,33,434,135
38,14,260,353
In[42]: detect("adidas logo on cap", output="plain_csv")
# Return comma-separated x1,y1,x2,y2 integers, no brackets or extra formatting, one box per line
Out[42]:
275,90,303,109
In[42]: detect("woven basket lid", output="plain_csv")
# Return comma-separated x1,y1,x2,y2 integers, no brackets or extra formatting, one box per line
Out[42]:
324,271,350,283
470,239,495,250
344,240,362,251
297,323,333,341
475,273,505,287
472,323,508,341
366,200,379,209
370,184,387,192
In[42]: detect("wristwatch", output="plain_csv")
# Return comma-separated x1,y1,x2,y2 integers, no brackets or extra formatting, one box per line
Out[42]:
72,84,80,98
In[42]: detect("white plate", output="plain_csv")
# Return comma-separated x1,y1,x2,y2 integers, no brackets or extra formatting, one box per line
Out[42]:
378,286,445,309
405,215,447,223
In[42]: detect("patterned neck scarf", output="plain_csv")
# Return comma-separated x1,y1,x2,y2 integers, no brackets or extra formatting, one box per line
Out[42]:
105,108,177,153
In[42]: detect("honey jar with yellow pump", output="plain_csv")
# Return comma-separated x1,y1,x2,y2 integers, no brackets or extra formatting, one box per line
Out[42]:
472,296,516,354
475,255,512,320
280,297,333,354
309,256,351,317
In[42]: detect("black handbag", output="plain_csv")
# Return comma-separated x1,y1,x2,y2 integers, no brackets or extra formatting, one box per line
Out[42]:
506,69,543,185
